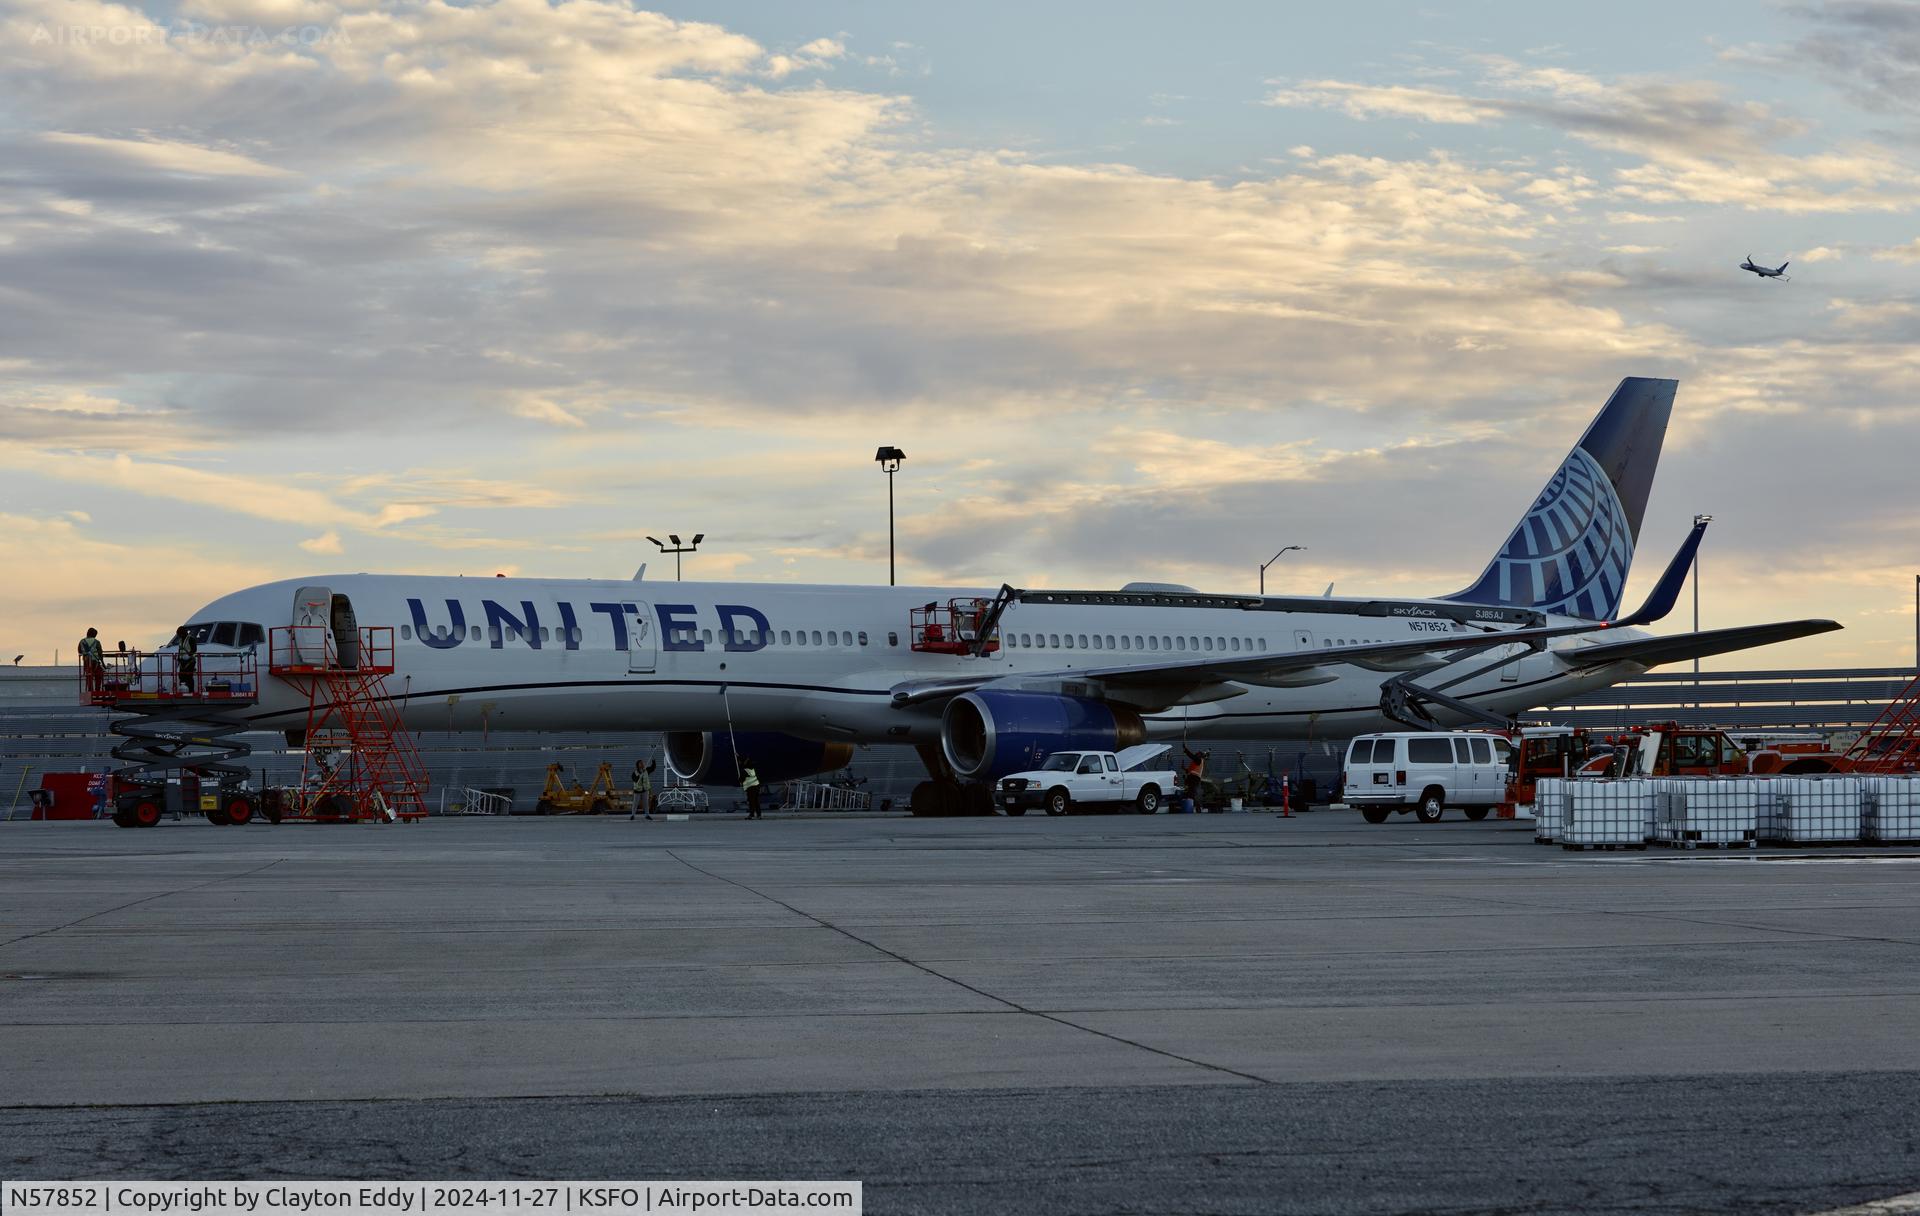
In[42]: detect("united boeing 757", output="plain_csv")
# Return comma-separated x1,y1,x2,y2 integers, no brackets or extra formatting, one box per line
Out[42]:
174,378,1837,814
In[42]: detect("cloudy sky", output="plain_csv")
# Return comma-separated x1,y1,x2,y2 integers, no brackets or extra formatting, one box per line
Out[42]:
3,0,1918,668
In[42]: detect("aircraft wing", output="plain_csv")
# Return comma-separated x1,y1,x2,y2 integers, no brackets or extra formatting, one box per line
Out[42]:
891,515,1724,709
1560,620,1840,670
888,620,1610,708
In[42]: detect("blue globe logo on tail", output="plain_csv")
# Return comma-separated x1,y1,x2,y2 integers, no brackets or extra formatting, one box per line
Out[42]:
1478,447,1632,620
1446,376,1676,622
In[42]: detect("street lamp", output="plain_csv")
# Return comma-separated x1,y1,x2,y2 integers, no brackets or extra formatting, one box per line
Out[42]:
646,533,704,581
1692,514,1712,711
1260,545,1305,595
875,446,905,586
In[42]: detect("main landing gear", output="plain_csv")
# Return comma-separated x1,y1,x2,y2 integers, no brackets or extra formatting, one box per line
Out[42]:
908,743,995,817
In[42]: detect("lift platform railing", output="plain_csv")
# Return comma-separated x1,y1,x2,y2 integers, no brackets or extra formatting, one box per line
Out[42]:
268,625,397,675
909,598,1001,657
81,648,259,707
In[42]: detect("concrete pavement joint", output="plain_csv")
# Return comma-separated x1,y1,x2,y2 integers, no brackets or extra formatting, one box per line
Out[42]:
0,858,286,952
662,847,1276,1086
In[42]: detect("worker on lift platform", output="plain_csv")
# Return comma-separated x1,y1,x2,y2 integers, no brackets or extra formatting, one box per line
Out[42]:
173,625,197,694
78,628,104,696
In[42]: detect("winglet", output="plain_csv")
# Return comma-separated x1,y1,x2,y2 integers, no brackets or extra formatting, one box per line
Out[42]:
1609,519,1707,628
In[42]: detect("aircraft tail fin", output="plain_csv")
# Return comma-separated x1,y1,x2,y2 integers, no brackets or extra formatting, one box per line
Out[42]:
1778,261,1790,273
1445,376,1676,621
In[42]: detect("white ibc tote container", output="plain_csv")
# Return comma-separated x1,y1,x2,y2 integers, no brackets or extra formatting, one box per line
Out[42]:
1864,776,1920,842
1768,777,1864,843
1653,778,1761,847
1564,779,1653,847
1533,777,1569,843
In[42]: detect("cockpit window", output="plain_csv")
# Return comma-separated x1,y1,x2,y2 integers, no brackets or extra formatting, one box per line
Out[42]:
176,621,266,648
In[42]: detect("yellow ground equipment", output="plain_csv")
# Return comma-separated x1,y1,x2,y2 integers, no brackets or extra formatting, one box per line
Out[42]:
534,762,630,815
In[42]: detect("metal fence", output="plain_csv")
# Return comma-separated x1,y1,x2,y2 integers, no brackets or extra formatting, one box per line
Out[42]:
780,781,874,812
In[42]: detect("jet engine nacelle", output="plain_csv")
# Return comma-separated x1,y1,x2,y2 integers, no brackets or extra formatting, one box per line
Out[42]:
664,731,854,786
941,690,1146,782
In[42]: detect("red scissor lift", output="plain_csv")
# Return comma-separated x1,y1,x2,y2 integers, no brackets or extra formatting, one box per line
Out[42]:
270,625,430,823
83,647,264,828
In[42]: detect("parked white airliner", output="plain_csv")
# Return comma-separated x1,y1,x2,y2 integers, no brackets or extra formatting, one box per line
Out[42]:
176,377,1836,813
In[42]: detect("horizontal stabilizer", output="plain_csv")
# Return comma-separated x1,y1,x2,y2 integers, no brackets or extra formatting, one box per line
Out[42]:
1565,619,1841,669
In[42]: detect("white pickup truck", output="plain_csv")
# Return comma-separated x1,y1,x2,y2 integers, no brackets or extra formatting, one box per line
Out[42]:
997,745,1181,816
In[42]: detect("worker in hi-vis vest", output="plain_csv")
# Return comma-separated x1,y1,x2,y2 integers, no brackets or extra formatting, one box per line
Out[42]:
78,628,105,695
742,759,763,819
172,626,198,694
1182,746,1210,809
631,756,654,821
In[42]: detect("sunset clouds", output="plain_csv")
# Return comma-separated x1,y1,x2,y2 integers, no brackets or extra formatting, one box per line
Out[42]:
3,0,1918,666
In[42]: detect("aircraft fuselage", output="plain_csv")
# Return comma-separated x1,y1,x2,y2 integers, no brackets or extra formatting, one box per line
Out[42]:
182,574,1642,745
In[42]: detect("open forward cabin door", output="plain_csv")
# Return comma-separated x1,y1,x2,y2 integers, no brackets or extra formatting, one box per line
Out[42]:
290,586,361,669
292,586,332,667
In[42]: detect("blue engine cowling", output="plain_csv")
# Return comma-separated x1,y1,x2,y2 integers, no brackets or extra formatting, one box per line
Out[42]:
665,731,854,786
941,691,1146,782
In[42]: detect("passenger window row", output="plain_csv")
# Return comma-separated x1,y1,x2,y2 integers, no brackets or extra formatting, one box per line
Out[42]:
1005,633,1268,653
397,624,889,648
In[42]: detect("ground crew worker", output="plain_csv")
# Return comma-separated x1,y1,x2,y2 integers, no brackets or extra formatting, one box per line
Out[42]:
631,756,655,821
742,757,763,819
78,628,105,695
173,626,197,694
1182,745,1209,810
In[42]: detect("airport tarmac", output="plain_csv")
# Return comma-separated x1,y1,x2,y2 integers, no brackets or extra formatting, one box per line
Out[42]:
3,811,1919,1214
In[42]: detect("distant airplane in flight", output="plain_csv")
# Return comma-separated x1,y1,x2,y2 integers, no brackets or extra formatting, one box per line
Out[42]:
1740,255,1790,281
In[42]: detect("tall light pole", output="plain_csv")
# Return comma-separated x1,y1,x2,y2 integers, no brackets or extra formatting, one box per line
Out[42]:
1260,546,1305,596
1692,513,1712,711
875,446,905,586
646,533,703,581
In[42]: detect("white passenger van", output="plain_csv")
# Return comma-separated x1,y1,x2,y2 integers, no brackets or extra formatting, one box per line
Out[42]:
1344,732,1512,824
